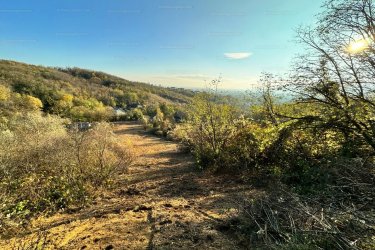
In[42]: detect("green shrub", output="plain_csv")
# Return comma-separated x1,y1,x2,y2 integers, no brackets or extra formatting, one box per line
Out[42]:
0,113,133,225
182,92,261,172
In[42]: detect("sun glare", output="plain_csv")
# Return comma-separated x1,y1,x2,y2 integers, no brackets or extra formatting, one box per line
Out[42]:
347,39,369,54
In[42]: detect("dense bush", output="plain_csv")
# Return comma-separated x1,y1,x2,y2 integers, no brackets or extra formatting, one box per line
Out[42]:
0,112,133,232
140,103,185,137
177,92,260,172
114,108,144,121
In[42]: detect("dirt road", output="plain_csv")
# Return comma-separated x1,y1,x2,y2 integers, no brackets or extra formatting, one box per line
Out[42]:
2,122,257,249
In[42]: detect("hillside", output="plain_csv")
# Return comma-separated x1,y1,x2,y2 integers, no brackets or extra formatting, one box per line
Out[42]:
0,60,194,121
0,122,255,249
2,0,375,249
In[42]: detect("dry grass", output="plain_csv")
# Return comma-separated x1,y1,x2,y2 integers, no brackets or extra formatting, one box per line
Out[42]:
0,122,263,249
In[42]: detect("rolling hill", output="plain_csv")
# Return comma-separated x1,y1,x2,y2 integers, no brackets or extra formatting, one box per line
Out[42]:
0,59,195,121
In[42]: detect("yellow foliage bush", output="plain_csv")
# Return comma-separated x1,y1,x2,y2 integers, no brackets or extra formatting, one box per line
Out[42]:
0,112,133,224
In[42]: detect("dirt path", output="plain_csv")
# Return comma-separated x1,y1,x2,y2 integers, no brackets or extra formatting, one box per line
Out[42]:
1,122,258,249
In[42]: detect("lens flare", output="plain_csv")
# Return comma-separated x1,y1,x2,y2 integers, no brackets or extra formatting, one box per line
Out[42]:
347,39,369,54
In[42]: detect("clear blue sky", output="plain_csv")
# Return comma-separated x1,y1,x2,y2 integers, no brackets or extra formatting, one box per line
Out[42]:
0,0,325,89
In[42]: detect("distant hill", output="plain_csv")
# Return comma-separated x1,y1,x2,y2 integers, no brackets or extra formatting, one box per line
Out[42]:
0,59,196,121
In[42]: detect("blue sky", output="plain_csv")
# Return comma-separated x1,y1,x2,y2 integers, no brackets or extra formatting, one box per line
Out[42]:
0,0,325,89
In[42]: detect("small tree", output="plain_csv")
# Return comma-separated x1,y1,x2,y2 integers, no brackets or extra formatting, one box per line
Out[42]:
185,79,244,171
285,0,375,152
0,85,10,101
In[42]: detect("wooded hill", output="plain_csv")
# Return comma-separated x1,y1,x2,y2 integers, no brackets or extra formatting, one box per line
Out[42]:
0,59,195,121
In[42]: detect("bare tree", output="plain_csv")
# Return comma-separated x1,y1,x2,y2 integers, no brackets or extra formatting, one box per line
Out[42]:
285,0,375,151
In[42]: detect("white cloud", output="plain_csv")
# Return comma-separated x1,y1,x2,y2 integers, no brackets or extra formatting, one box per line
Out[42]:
224,52,252,60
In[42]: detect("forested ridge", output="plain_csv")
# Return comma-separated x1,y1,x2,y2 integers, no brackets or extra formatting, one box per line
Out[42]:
1,0,375,249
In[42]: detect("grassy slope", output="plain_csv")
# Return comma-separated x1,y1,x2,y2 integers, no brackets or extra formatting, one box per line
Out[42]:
0,122,254,249
0,59,195,108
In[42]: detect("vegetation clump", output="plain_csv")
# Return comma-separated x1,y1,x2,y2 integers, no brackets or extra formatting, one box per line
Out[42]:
0,90,134,236
171,0,375,248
